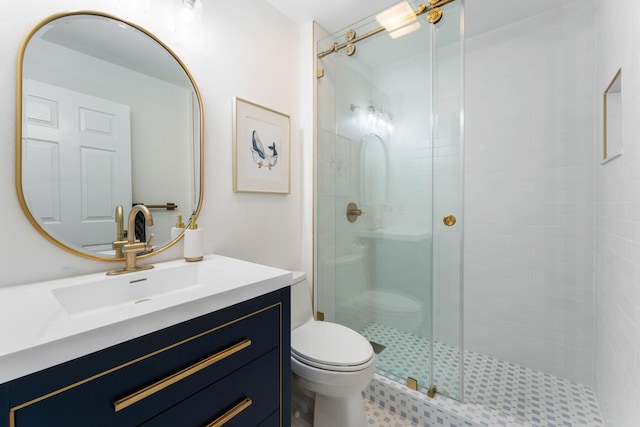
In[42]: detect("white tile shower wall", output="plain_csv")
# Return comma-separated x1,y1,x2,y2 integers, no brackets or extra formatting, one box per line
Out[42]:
374,43,433,232
372,51,434,339
464,0,597,386
316,42,391,323
432,40,464,353
596,1,640,426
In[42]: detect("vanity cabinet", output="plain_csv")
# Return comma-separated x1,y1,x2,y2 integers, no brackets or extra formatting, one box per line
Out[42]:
1,288,290,427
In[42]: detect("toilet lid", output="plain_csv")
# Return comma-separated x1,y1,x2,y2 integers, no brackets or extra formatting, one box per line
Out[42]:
291,321,373,371
354,289,422,314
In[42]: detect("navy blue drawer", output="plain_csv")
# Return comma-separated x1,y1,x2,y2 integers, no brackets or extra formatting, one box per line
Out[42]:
3,289,289,427
141,349,280,427
257,409,280,426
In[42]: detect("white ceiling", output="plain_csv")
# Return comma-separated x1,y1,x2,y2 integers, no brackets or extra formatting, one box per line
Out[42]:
265,0,398,35
265,0,566,37
33,1,569,88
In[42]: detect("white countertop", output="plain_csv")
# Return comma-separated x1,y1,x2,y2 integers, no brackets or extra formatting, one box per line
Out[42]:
0,254,291,383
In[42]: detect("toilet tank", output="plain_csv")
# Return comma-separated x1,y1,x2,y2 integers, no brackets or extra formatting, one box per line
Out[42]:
290,271,313,330
334,253,368,301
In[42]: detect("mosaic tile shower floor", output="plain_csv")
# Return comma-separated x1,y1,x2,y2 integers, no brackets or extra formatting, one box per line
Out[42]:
361,323,604,427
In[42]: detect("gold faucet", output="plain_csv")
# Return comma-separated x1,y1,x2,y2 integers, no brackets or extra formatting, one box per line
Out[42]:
107,205,155,276
112,205,125,258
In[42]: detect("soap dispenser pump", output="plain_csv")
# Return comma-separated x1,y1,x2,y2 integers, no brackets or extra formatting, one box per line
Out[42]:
183,220,204,262
171,214,185,240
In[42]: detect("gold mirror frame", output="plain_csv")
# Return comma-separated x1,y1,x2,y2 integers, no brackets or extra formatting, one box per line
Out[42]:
15,10,204,261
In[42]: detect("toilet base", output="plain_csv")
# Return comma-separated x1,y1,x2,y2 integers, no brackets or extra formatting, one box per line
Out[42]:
291,373,315,427
314,393,367,427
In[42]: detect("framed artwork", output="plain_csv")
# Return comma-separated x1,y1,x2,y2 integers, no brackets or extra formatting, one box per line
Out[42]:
233,97,290,193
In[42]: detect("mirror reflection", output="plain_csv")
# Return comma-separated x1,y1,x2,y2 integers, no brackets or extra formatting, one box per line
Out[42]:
17,12,203,260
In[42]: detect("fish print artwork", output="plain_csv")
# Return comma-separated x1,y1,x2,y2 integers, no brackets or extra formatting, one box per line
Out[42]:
234,97,289,193
250,129,279,170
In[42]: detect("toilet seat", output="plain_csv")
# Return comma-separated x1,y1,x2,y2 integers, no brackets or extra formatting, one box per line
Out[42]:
291,321,374,372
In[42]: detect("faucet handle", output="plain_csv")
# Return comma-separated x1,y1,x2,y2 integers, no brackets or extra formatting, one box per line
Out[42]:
112,239,127,249
145,233,155,250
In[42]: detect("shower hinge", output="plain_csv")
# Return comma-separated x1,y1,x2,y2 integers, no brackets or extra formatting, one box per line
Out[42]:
407,377,418,391
316,311,325,321
427,385,437,398
316,68,324,78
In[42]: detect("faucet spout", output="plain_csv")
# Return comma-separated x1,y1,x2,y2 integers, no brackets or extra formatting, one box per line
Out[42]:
107,205,155,276
127,205,154,243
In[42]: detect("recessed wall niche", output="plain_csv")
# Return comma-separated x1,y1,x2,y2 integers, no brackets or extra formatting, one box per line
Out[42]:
603,68,622,163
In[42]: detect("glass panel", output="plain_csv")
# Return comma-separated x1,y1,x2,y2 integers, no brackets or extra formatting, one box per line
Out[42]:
316,46,337,323
316,0,463,400
431,0,464,400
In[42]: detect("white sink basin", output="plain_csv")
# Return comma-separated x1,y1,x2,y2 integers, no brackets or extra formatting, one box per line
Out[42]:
0,254,291,383
52,263,206,316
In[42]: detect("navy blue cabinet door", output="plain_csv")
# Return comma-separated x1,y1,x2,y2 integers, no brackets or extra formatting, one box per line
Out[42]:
0,287,291,427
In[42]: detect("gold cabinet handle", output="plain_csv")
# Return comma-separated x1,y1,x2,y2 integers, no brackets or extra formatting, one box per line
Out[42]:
113,339,252,412
206,397,253,427
443,214,456,227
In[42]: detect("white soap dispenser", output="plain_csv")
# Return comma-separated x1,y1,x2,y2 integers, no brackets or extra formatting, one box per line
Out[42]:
183,220,204,262
171,214,185,240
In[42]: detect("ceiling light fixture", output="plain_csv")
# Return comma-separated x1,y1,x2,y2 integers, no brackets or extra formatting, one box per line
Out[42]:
376,1,421,39
351,104,394,135
175,0,204,41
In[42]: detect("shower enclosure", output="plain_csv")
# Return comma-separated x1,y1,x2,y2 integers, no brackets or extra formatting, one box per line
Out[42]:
315,0,464,400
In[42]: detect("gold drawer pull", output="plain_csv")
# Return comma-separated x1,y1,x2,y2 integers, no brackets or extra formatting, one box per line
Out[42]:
113,339,252,412
206,397,253,427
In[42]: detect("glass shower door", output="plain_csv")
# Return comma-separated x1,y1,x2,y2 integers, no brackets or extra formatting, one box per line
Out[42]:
430,0,464,399
316,0,463,400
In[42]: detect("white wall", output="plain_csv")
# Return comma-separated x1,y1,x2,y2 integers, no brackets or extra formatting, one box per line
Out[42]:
595,1,640,426
0,0,303,287
464,0,597,385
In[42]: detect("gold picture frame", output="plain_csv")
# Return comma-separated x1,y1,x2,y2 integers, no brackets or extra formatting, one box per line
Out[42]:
233,97,290,194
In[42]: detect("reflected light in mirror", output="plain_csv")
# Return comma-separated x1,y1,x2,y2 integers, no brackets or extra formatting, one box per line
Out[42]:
376,1,421,39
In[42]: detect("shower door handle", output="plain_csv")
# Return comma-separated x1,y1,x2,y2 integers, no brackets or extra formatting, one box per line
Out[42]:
443,214,456,227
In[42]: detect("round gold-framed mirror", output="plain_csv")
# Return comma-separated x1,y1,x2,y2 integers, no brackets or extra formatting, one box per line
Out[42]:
16,11,204,261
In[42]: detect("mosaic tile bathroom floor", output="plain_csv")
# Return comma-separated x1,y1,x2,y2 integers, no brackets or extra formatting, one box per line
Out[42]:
361,323,604,427
361,323,461,397
365,397,420,427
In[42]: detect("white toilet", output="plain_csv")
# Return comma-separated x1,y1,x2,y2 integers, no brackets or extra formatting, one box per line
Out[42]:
290,271,375,427
332,253,424,333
